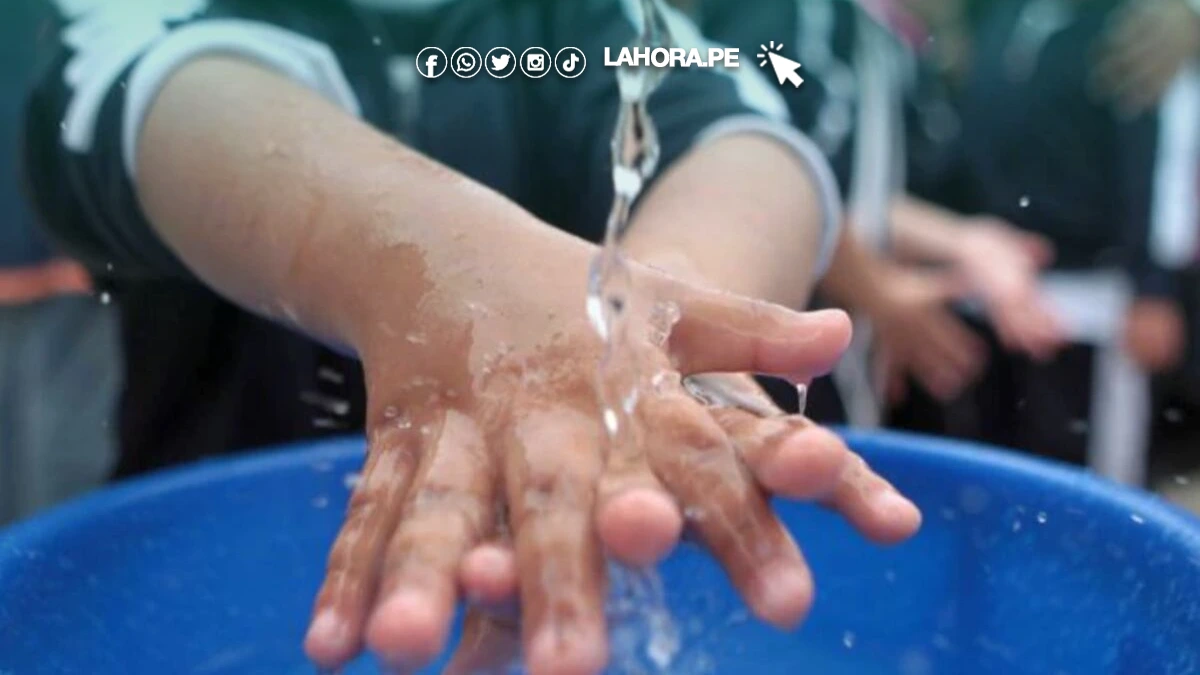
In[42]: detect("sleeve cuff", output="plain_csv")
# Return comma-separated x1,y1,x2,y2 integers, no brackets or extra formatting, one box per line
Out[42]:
693,115,844,279
122,19,361,179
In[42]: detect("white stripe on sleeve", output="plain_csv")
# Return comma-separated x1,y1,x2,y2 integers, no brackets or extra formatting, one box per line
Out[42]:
1150,64,1200,268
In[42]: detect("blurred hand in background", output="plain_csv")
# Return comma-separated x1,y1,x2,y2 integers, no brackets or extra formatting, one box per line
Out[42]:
952,218,1067,362
869,264,986,404
1095,0,1200,116
1124,297,1188,373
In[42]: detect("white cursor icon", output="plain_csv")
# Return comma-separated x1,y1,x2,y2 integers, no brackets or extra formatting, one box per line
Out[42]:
757,41,804,89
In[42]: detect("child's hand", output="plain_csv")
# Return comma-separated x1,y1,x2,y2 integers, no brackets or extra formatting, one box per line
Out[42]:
303,267,921,674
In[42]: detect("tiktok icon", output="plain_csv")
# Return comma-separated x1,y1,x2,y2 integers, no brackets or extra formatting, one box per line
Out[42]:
415,47,447,79
555,47,587,79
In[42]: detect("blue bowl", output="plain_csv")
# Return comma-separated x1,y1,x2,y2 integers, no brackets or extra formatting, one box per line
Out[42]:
1,431,1198,674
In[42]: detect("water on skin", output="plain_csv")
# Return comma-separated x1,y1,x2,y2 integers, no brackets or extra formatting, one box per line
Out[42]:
584,0,698,671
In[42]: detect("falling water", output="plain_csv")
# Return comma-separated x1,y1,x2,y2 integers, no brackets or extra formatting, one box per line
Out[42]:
582,1,704,672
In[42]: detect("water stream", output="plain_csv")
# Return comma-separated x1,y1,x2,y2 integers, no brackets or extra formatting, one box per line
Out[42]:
583,1,701,673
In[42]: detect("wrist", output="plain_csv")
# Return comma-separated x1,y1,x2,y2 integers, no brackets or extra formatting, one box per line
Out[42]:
341,198,597,367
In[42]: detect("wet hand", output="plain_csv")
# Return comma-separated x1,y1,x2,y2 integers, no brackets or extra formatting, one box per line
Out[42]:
448,370,924,675
1095,0,1200,116
302,266,921,674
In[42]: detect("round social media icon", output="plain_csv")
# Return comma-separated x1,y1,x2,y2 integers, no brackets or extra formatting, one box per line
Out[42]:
415,47,447,79
554,47,586,79
519,46,552,79
485,47,517,79
451,47,482,79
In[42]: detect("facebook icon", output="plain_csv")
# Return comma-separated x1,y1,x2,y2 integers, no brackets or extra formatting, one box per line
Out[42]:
415,47,447,79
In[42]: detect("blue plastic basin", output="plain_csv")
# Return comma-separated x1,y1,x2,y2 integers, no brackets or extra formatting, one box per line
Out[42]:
1,430,1198,674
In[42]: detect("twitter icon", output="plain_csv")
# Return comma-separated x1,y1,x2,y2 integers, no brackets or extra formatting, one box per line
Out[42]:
485,47,517,79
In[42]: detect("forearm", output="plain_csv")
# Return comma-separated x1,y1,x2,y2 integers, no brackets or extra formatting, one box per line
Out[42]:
889,195,967,264
621,133,828,308
814,231,892,316
136,57,593,356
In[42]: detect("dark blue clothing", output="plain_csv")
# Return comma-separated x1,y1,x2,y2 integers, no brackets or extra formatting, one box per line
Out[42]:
959,0,1176,297
1,0,55,267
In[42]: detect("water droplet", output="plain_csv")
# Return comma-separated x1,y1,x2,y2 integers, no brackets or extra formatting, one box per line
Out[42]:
940,507,958,521
1036,511,1048,524
343,472,361,490
383,405,398,418
98,292,111,305
1067,418,1089,434
842,631,856,648
884,569,897,583
1012,519,1022,533
371,35,381,46
1163,407,1184,423
105,262,114,272
603,409,620,435
1019,195,1031,208
1130,513,1145,525
1174,475,1191,485
683,506,706,522
405,332,427,345
311,460,333,473
312,496,329,509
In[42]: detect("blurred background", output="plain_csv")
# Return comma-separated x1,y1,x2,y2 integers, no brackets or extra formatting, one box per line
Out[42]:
3,0,1200,526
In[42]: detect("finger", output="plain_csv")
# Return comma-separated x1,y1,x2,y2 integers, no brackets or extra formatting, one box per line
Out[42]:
594,452,683,568
823,452,922,545
644,390,814,629
506,407,608,675
443,610,523,675
710,409,848,501
460,541,519,611
305,422,422,670
925,311,986,380
663,283,852,380
366,411,497,668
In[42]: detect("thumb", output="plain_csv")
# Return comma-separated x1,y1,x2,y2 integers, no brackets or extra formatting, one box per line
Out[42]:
658,279,852,381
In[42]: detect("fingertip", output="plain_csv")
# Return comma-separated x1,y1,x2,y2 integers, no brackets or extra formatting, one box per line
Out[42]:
527,625,609,675
755,427,848,500
305,609,359,670
596,489,683,567
811,309,854,350
365,589,452,667
461,544,518,605
867,491,923,546
748,562,814,630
